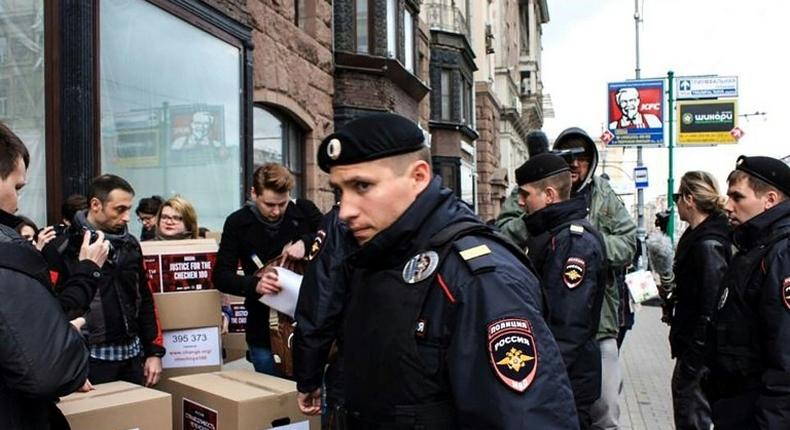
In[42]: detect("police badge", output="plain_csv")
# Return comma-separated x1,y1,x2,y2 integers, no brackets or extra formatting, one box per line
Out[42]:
402,251,439,284
487,318,538,393
307,230,326,261
782,277,790,311
562,257,586,289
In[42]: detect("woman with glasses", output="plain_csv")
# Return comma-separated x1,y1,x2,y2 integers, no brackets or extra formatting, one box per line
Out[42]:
669,171,732,430
155,196,199,240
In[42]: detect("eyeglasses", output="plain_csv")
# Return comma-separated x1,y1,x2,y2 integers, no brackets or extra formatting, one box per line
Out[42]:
138,215,155,223
160,214,184,223
672,193,681,203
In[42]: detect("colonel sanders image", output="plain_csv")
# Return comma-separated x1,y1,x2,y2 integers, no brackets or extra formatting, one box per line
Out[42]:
609,87,662,129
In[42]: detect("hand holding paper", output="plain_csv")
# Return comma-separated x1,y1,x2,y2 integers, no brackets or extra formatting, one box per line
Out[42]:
258,267,302,318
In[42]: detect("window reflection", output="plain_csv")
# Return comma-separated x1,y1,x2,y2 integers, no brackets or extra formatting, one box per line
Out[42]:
100,0,241,235
253,105,304,197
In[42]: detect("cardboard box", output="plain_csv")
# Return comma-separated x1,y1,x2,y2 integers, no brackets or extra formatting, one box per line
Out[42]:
223,332,248,363
58,381,172,430
169,370,320,430
154,289,223,385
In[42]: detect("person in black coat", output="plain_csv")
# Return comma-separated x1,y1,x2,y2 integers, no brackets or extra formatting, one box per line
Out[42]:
669,171,732,430
706,156,790,429
213,163,322,376
518,154,607,429
308,113,579,429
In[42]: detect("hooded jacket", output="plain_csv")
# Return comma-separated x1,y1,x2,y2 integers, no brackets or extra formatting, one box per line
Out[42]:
495,127,638,339
0,210,88,430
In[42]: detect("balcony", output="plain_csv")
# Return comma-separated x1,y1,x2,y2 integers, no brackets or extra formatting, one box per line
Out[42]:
425,1,470,40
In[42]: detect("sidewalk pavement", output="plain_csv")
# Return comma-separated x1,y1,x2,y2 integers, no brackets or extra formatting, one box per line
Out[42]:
620,305,675,430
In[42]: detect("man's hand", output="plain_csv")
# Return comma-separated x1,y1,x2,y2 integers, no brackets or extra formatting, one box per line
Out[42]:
35,226,57,251
297,389,322,415
255,270,282,295
76,379,95,393
78,230,110,267
143,356,162,387
282,240,306,261
70,317,86,330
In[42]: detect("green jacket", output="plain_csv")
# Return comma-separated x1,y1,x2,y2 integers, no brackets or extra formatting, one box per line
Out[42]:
495,177,637,339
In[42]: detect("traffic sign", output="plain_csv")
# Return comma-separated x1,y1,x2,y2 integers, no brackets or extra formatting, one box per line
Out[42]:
677,76,738,99
600,130,614,145
634,166,648,189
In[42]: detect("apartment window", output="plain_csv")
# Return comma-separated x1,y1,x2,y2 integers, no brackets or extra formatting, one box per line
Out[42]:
462,80,473,124
440,70,451,121
253,105,305,197
403,9,415,72
100,0,243,232
386,0,396,57
295,0,306,29
355,0,369,54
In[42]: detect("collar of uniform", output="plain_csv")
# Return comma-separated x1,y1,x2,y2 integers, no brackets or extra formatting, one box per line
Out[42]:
523,196,589,237
732,199,790,251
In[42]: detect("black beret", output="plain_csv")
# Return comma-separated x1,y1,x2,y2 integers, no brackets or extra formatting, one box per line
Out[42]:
516,153,570,186
318,113,426,173
735,155,790,196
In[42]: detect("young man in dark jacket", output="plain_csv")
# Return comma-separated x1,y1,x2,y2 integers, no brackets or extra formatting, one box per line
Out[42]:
0,122,107,429
213,163,322,375
516,153,607,429
45,175,166,387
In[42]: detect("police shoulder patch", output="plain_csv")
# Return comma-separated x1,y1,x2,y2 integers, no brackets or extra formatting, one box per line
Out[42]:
563,257,586,289
307,230,327,261
487,318,538,393
782,277,790,311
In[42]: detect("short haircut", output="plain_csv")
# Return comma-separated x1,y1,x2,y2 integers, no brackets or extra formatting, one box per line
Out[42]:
61,194,88,222
528,171,572,201
157,196,199,239
88,174,135,204
136,195,164,216
0,121,30,179
384,147,433,175
679,171,725,215
252,163,295,195
727,169,787,200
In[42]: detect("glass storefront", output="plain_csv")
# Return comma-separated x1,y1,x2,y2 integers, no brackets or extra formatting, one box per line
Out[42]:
100,0,242,233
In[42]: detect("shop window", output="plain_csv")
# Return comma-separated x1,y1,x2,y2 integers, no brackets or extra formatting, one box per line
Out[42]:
253,105,304,197
0,2,46,225
99,0,242,234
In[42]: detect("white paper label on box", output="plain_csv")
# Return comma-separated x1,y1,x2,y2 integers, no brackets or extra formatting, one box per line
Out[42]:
275,421,310,430
162,326,221,369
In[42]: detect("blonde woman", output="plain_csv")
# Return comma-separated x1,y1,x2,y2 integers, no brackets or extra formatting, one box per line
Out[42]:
155,196,199,240
670,171,732,430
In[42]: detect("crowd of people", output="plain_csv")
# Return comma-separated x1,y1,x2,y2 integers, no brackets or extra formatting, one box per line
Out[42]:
2,113,790,430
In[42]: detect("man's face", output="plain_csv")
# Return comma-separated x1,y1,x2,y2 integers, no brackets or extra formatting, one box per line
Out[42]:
330,158,423,245
618,91,640,120
567,155,591,187
0,157,26,214
252,189,289,222
724,177,774,227
88,189,134,232
191,113,212,139
518,184,549,215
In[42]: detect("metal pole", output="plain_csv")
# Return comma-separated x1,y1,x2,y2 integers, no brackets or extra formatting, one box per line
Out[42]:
634,0,646,269
667,71,676,242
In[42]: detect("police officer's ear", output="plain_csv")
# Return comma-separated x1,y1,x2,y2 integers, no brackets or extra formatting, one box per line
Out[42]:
763,189,784,211
544,186,560,204
409,159,432,190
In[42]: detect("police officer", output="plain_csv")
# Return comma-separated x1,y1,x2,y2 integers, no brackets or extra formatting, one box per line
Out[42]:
313,113,578,429
707,155,790,429
516,153,606,429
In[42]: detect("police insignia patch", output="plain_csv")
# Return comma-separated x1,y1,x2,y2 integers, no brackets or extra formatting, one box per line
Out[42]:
402,251,439,284
718,287,729,310
563,257,586,289
487,318,538,393
782,278,790,311
307,230,326,261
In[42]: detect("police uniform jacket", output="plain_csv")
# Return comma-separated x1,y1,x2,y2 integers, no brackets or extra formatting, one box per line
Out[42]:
708,199,790,428
213,199,322,347
524,196,606,405
342,176,579,429
294,205,356,401
670,212,731,362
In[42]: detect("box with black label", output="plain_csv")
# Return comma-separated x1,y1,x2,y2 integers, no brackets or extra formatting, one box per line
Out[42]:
168,370,319,430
